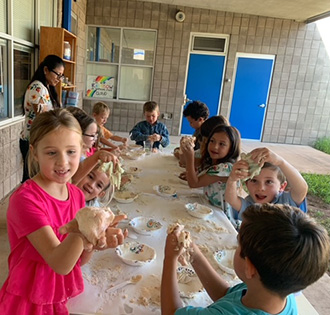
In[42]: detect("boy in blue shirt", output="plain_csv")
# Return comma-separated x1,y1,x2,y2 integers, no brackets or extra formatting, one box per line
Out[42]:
130,101,170,151
161,203,330,315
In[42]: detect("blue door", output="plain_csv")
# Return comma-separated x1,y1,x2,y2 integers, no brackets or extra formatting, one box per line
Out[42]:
229,55,275,140
181,54,225,135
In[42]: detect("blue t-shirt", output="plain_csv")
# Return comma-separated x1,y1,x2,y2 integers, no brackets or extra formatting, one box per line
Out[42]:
238,191,302,220
129,120,170,149
175,283,297,315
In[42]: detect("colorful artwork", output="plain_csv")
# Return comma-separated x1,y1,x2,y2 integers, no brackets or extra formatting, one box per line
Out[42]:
86,75,115,98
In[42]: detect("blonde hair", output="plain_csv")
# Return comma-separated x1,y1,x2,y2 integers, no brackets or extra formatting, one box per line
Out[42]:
92,102,110,115
28,109,82,177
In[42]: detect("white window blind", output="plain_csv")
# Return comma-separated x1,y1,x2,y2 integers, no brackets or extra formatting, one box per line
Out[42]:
13,0,34,42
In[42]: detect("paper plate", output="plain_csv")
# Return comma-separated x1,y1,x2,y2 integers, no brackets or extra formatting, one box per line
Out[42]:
114,191,139,203
126,150,145,160
177,266,204,298
213,249,236,275
185,203,213,219
129,216,163,235
115,242,156,267
153,185,177,198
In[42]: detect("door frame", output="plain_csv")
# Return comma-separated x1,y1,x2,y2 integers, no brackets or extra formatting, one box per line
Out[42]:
178,32,230,135
228,52,276,140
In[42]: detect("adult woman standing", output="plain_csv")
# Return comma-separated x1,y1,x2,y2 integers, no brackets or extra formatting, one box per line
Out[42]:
20,54,65,183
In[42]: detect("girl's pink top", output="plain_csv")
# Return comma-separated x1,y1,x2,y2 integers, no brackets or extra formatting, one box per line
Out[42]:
0,180,85,309
86,146,97,157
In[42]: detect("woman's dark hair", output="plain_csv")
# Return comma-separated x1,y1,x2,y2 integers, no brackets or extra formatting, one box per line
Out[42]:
200,124,241,170
22,55,65,114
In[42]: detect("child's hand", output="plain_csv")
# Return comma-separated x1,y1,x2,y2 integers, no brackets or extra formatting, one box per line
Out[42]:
249,147,284,166
230,160,250,181
97,150,118,166
164,230,185,261
149,133,161,142
121,137,128,145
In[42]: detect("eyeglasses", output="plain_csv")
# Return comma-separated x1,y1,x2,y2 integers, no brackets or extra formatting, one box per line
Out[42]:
51,69,65,80
83,133,98,140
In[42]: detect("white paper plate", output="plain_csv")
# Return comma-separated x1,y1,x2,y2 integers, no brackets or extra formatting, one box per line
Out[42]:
129,216,163,235
213,249,236,275
185,203,213,219
177,266,204,298
113,191,139,203
153,185,177,197
126,150,145,160
115,242,156,266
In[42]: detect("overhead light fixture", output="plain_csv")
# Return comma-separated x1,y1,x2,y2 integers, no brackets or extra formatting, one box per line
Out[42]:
175,10,185,23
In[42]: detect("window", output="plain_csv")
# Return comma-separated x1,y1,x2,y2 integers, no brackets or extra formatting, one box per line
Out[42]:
0,0,56,126
86,26,157,102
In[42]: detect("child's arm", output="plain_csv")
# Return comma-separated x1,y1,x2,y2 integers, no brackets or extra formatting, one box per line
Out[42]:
190,243,230,301
161,231,185,315
72,150,118,186
250,148,308,205
27,226,85,275
182,144,225,188
149,124,170,148
130,123,149,143
225,160,249,211
110,134,128,145
100,137,119,150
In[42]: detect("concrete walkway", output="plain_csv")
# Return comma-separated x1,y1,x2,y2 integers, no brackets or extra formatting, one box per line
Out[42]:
241,140,330,175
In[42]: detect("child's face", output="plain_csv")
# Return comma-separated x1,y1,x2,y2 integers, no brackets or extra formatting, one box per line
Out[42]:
145,110,159,125
207,131,231,161
186,116,204,130
94,111,109,126
246,168,286,204
77,169,110,201
31,127,81,184
82,122,98,149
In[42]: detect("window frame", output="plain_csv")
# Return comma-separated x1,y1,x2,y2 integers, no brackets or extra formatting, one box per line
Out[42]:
0,0,57,127
84,25,157,103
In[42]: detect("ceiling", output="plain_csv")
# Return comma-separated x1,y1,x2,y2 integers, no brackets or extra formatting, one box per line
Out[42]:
140,0,330,22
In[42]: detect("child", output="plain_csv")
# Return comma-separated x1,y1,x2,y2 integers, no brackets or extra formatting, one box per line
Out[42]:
130,101,170,151
181,124,241,227
225,147,308,218
92,102,128,151
75,164,114,208
182,100,209,150
0,109,126,314
161,203,330,314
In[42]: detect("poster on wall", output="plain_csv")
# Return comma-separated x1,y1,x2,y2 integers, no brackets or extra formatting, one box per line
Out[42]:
86,75,115,98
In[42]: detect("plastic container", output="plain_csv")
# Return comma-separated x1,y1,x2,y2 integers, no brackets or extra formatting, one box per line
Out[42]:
63,41,71,60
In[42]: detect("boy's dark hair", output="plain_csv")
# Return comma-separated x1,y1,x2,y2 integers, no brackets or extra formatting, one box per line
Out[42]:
260,162,286,184
143,101,159,113
183,101,209,121
200,115,230,138
22,55,65,114
240,203,330,298
201,124,241,169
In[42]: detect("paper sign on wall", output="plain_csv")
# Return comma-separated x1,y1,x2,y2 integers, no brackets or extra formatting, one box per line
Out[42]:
133,49,145,60
86,76,115,98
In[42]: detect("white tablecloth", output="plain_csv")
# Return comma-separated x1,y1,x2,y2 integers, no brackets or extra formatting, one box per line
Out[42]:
68,150,239,315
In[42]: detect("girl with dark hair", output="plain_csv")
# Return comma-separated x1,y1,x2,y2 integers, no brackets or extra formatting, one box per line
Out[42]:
181,124,241,229
20,54,65,183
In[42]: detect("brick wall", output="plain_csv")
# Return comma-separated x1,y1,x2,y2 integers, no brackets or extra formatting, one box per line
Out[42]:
83,0,330,145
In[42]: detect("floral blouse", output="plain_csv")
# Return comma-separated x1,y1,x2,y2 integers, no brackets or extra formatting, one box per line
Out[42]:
21,80,53,140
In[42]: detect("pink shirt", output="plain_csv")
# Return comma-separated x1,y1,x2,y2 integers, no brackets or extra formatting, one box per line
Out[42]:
0,180,85,314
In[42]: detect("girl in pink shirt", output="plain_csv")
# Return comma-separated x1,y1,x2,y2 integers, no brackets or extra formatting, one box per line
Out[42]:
0,109,126,315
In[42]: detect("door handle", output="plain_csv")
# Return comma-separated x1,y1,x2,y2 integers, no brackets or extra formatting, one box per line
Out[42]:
183,94,191,106
258,104,266,108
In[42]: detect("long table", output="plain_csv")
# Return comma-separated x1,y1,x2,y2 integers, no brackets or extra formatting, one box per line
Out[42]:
68,149,239,315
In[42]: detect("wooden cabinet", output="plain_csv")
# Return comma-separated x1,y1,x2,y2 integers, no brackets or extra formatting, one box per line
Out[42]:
40,27,77,104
